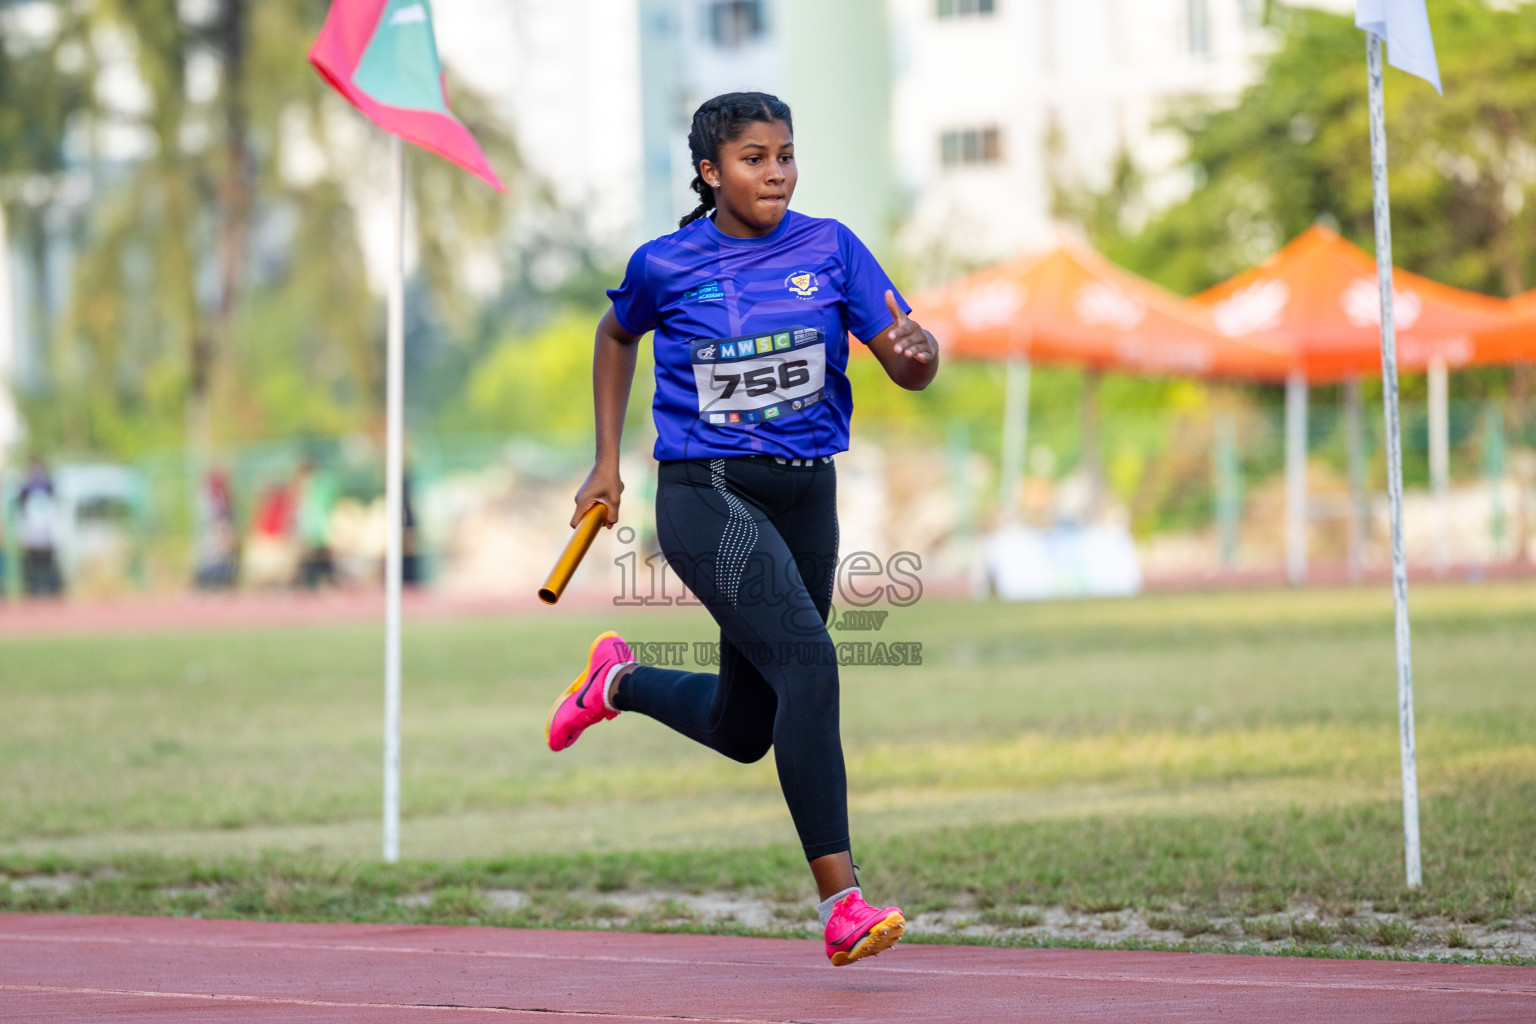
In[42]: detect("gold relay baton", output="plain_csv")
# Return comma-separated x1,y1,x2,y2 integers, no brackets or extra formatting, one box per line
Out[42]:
538,502,609,605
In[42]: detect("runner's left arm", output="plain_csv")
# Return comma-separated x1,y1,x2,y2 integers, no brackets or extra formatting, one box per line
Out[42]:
864,290,939,391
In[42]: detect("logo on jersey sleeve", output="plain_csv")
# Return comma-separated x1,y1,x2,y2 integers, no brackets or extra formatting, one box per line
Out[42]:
785,271,820,299
683,280,725,303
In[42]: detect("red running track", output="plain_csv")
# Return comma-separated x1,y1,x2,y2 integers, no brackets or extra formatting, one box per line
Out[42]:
2,914,1533,1023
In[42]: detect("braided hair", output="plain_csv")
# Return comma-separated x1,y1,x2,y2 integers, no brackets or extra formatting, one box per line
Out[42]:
678,92,794,228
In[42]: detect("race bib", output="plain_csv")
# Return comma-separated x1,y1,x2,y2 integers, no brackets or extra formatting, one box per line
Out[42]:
690,327,826,425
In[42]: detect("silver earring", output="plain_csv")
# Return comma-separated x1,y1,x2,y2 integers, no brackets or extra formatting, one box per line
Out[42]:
712,180,721,188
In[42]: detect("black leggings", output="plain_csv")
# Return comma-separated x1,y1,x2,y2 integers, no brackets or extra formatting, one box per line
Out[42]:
614,456,847,860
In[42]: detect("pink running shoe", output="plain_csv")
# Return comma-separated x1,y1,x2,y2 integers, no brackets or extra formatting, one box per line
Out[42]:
823,891,905,966
546,631,632,752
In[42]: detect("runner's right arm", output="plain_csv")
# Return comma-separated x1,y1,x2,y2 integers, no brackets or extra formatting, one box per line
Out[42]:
572,305,641,527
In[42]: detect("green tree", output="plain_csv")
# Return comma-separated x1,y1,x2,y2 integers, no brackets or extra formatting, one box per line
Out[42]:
0,0,97,443
1063,1,1536,300
8,0,520,457
455,309,656,442
1044,0,1536,512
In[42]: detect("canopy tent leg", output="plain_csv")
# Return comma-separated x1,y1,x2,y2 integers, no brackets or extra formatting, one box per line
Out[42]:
947,421,984,599
1428,356,1450,577
1081,368,1103,521
1285,370,1309,586
1484,402,1506,562
1214,412,1241,571
1345,377,1367,581
998,355,1031,526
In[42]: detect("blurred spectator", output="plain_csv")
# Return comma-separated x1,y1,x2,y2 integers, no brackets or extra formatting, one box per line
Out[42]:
295,461,338,589
245,479,298,588
402,468,423,587
16,459,63,597
193,468,240,589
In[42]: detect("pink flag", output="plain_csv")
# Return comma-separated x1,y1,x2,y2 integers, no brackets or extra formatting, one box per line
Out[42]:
310,0,505,191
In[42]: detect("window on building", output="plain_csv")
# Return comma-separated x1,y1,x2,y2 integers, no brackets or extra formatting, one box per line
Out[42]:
708,0,766,48
940,127,1002,167
1187,0,1210,57
937,0,995,19
1240,0,1267,28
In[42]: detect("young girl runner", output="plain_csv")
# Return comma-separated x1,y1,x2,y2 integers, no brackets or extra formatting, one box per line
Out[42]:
546,92,939,967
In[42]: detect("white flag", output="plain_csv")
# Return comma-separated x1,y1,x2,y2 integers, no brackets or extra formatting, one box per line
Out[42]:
1356,0,1443,94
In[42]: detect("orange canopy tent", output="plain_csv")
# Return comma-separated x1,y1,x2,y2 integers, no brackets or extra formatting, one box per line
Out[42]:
908,238,1289,524
1466,289,1536,366
1194,225,1513,381
915,238,1291,379
1195,225,1518,582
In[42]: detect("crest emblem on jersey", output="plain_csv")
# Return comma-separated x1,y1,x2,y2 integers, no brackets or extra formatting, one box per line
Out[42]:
785,271,819,299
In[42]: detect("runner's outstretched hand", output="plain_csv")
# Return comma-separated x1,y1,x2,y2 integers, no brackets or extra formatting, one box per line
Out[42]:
865,290,939,391
885,290,936,364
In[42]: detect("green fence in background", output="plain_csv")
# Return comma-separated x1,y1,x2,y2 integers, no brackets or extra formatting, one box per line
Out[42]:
2,397,1532,599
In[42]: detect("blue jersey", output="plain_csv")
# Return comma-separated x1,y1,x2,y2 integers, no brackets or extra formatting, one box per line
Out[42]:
607,210,908,462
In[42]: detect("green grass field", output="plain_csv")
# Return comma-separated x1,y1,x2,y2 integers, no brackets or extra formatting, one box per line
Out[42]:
3,583,1534,962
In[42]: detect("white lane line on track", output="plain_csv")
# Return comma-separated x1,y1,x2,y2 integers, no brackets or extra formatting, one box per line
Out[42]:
1,933,1532,999
0,985,806,1024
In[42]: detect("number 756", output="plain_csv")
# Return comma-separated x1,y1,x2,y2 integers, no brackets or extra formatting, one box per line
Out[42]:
713,360,809,398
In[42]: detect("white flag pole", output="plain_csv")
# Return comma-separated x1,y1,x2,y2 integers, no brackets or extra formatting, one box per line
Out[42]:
383,134,406,864
1365,31,1422,889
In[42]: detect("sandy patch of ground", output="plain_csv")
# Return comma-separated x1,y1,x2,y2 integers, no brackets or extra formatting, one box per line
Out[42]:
487,888,1536,961
4,874,1529,961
